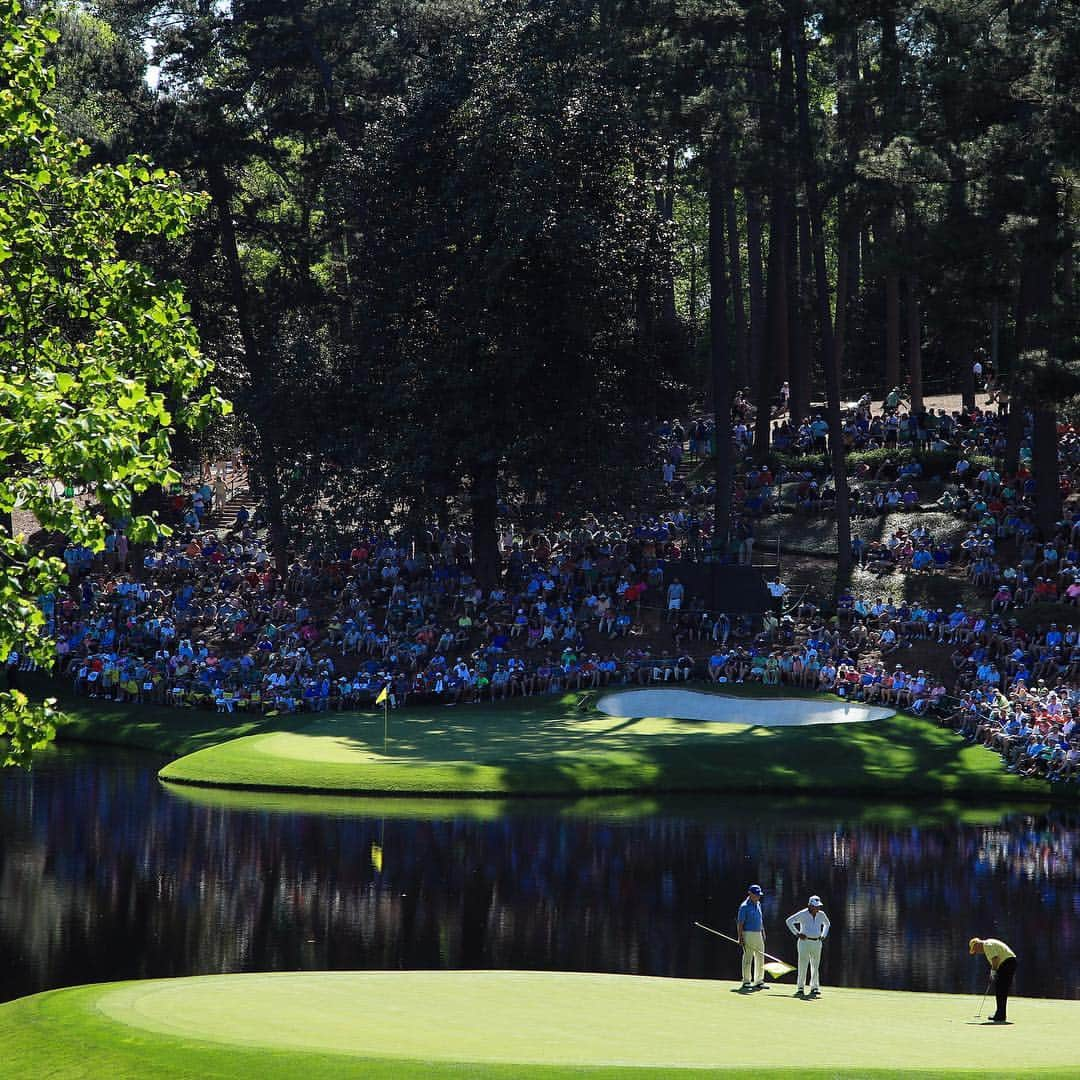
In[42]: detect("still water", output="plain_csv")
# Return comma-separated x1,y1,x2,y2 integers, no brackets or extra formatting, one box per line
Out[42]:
1,746,1077,1004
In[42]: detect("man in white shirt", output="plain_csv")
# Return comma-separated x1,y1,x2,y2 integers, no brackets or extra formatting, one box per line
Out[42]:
785,894,831,997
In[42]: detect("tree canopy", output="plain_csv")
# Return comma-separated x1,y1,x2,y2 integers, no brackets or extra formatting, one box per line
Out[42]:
1,0,1078,748
0,0,226,764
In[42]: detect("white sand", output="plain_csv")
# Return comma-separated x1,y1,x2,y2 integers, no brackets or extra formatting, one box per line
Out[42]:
596,689,893,727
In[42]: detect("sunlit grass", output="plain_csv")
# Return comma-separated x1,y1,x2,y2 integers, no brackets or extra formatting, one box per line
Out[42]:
2,972,1077,1079
30,673,1061,800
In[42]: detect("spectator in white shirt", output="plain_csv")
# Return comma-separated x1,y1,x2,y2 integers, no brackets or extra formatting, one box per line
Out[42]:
785,895,831,997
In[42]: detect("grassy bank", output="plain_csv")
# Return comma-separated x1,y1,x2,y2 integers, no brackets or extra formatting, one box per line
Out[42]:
157,695,1052,798
2,971,1076,1079
32,675,1060,801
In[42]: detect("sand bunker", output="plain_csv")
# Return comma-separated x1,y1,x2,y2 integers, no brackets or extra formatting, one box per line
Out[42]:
596,689,893,727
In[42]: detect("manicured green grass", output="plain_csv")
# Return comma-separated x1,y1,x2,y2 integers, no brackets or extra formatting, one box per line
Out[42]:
2,971,1076,1079
39,675,1061,800
156,686,1060,799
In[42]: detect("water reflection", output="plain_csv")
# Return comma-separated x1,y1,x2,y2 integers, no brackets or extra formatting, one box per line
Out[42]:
1,747,1077,1004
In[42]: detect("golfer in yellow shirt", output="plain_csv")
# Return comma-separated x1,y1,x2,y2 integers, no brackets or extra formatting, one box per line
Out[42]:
969,938,1017,1022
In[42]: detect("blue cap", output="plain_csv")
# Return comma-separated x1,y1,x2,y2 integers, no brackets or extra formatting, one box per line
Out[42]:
749,885,763,896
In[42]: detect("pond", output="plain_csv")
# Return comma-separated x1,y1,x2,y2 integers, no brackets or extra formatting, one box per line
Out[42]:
1,746,1077,1005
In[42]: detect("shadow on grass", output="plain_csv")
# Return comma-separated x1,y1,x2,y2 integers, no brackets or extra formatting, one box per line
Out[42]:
27,673,316,757
31,673,1062,803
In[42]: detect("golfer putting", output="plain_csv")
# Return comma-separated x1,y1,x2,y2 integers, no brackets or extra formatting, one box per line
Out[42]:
737,884,767,989
970,937,1017,1023
784,894,830,997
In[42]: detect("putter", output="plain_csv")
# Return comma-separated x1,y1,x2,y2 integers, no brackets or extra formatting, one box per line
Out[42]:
975,973,993,1019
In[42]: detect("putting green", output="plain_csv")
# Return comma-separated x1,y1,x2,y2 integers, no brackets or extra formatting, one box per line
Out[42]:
3,971,1077,1079
156,688,1057,800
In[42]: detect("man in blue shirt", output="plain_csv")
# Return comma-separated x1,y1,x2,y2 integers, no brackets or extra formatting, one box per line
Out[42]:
737,884,767,990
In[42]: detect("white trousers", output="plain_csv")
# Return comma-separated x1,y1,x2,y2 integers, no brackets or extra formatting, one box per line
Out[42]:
741,931,765,985
796,938,823,990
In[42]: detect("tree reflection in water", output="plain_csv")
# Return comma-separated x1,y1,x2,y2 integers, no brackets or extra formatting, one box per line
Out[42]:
1,747,1077,1004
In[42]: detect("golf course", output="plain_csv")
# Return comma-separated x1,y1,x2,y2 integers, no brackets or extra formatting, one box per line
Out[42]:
44,681,1058,800
8,681,1068,1080
3,970,1076,1079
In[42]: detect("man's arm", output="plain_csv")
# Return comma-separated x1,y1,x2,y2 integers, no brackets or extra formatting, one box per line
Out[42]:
820,911,831,939
784,911,802,938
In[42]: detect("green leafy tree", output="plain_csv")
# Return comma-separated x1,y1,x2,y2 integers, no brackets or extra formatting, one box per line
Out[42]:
0,0,227,764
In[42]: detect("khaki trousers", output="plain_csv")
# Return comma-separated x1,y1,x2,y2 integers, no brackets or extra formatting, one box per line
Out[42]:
741,931,765,985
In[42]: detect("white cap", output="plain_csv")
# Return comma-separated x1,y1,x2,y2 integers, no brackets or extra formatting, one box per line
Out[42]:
808,895,822,907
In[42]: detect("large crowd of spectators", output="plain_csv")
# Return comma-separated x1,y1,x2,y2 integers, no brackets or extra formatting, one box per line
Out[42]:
10,387,1080,790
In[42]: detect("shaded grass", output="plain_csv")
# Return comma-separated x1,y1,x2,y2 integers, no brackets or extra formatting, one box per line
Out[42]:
2,972,1077,1080
151,683,1060,800
35,674,1061,801
32,673,305,757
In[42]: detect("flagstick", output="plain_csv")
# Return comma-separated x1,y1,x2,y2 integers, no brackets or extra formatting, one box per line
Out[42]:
383,691,389,754
693,921,793,968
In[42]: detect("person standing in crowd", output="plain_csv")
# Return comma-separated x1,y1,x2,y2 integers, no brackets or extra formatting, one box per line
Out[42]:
785,894,831,997
767,577,788,612
970,937,1017,1023
737,884,767,990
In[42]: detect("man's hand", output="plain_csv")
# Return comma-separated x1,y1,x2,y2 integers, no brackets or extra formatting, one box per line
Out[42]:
798,933,807,940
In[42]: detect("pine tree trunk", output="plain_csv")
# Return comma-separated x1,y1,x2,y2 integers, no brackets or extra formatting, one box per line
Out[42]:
756,40,793,456
834,205,856,384
880,4,901,396
469,459,500,588
788,197,803,411
206,164,289,578
1005,255,1036,475
725,178,748,391
885,269,901,388
792,197,812,425
906,274,923,412
833,24,859,387
990,300,1000,372
745,189,766,395
1028,188,1065,537
1032,407,1060,538
709,145,734,554
756,192,787,457
687,192,700,354
658,145,679,337
790,0,850,589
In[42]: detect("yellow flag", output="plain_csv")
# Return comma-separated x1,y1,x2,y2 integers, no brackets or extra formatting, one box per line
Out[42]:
370,842,383,872
764,960,796,979
375,685,389,705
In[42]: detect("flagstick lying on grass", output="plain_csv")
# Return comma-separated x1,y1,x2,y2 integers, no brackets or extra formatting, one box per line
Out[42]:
693,921,797,978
